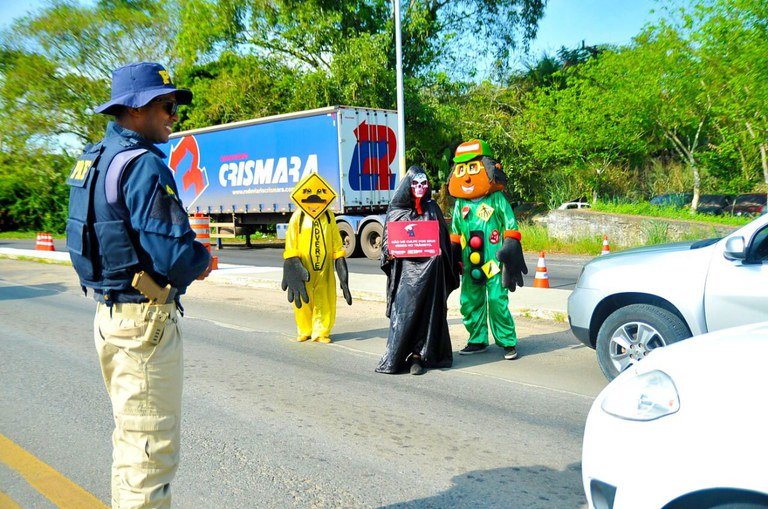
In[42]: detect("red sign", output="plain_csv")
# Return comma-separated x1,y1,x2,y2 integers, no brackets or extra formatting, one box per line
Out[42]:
386,220,441,258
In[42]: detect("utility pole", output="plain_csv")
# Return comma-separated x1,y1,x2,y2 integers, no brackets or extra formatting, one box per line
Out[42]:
394,0,406,178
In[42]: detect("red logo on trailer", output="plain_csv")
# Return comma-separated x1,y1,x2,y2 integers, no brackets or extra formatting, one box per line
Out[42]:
169,135,209,206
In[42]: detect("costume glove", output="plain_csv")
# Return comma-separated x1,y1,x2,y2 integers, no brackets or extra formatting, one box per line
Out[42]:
451,241,464,275
335,257,353,305
281,257,310,308
496,237,528,292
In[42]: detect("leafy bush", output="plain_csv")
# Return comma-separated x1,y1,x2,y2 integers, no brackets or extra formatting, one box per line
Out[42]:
0,151,71,234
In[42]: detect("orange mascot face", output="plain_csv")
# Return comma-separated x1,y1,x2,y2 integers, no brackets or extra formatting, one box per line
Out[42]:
448,159,493,200
448,139,506,200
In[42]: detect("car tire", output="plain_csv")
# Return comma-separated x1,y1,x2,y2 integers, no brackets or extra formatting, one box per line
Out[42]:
596,303,691,380
666,490,768,509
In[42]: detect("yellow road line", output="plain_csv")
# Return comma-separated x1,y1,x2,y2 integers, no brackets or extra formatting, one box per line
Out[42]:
0,490,22,509
0,433,107,509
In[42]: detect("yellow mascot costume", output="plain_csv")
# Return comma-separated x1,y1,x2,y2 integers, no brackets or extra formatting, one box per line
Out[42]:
281,172,352,343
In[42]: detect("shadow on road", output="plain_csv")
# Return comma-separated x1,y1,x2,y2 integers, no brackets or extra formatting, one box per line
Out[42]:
332,327,390,342
0,283,67,301
378,463,585,509
451,329,583,370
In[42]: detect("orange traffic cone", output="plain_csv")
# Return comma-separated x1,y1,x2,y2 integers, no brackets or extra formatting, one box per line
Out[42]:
533,251,550,289
35,232,55,251
601,235,611,256
190,214,217,271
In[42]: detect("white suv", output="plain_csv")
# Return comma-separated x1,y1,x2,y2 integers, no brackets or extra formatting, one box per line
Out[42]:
568,213,768,380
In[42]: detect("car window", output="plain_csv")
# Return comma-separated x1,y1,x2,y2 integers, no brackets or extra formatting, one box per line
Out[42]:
749,226,768,262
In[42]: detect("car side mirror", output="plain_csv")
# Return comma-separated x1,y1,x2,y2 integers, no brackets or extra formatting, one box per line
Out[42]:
724,236,746,260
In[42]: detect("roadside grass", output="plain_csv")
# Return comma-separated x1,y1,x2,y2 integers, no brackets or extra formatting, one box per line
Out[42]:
0,231,42,240
0,253,70,265
519,222,605,255
518,216,730,256
591,201,753,226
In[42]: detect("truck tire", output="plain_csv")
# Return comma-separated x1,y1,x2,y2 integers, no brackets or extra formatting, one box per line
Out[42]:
360,222,384,260
596,304,690,380
337,221,359,258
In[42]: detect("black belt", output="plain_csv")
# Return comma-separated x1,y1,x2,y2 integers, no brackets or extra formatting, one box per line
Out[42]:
93,290,184,315
93,290,148,305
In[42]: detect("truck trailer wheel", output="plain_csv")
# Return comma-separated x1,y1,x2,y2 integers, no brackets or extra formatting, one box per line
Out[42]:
337,221,359,258
360,222,384,260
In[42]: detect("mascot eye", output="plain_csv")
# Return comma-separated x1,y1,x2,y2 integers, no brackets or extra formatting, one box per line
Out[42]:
453,164,467,178
467,162,482,175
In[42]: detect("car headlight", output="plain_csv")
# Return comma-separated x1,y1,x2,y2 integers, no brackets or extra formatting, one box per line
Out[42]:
600,370,680,421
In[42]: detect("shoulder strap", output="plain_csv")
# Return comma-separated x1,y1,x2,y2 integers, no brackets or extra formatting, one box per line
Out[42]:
105,148,147,219
298,211,305,233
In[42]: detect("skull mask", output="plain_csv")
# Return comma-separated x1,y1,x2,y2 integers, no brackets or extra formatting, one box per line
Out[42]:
410,172,429,214
411,173,429,198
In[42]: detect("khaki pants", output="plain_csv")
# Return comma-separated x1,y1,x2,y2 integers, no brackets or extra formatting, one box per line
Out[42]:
94,302,182,509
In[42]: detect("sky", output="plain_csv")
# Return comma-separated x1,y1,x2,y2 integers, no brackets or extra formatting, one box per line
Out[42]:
1,0,661,51
528,0,659,56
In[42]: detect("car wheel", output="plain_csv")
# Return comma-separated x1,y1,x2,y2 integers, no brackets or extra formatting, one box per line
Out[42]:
596,304,691,380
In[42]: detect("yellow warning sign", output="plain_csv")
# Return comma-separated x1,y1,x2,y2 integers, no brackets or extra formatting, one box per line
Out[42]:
475,203,495,222
481,259,500,279
290,173,338,219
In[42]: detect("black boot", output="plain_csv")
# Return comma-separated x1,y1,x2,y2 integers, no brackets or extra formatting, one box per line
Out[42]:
410,357,426,375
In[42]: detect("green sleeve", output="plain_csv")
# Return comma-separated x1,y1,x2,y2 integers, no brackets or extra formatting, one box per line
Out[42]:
451,199,462,235
493,192,518,231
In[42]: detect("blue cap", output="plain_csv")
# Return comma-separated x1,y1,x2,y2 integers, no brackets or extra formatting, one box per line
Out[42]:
94,62,192,115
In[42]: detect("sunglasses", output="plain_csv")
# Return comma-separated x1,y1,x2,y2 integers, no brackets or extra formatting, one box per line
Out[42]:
151,98,179,116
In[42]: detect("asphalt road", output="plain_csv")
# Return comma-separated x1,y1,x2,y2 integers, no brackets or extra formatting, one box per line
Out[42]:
0,259,606,508
0,238,590,289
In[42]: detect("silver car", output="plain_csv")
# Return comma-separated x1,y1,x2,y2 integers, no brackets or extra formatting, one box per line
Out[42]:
568,213,768,380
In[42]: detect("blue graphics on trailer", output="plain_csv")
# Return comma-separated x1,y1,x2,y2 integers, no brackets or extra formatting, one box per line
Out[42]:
159,114,342,212
158,108,399,214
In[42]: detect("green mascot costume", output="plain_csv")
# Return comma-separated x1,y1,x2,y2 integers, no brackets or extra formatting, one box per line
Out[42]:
448,139,528,360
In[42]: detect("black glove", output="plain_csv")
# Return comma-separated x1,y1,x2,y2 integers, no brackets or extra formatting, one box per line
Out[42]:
496,237,528,292
335,257,353,305
281,257,310,308
451,241,464,275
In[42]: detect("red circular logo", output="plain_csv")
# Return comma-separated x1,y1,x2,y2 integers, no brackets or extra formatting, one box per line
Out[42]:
461,205,470,218
490,229,500,244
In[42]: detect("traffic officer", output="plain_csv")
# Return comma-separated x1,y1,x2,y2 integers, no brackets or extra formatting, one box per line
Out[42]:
66,62,212,508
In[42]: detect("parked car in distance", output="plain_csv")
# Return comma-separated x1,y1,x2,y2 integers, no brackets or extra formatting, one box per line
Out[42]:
695,193,734,215
512,201,547,221
731,192,767,217
649,193,692,208
582,322,768,509
568,212,768,380
558,201,591,210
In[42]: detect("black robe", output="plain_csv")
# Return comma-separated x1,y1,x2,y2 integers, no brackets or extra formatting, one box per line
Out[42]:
375,168,460,374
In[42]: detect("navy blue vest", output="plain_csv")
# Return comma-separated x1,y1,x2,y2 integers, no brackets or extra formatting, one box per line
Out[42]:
66,137,148,298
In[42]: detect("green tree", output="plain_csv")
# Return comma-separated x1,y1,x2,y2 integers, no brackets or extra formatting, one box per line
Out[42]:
692,0,768,195
176,0,546,80
0,0,182,231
